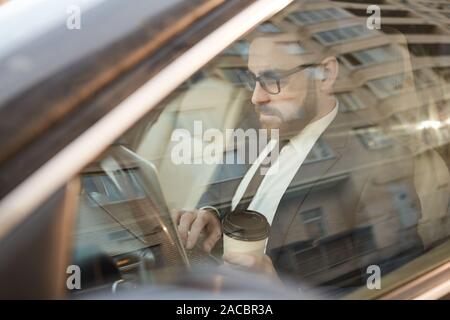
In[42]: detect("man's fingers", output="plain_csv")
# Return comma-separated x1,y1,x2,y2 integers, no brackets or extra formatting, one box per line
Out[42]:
203,221,222,253
171,210,183,225
173,208,222,251
223,252,257,268
186,213,208,249
171,208,192,224
177,212,196,246
223,253,278,278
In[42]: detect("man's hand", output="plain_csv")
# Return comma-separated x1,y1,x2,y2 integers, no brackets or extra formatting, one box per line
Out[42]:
171,208,222,253
223,252,278,278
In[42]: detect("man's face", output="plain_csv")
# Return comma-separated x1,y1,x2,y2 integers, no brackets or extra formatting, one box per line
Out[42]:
247,38,318,133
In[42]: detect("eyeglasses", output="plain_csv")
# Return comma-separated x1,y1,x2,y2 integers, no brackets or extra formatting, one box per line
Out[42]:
240,63,317,95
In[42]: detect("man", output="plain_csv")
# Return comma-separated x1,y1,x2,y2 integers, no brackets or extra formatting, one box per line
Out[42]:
172,34,423,286
172,34,340,278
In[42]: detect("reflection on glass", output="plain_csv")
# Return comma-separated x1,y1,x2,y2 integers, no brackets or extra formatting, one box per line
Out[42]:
73,146,189,291
72,0,450,299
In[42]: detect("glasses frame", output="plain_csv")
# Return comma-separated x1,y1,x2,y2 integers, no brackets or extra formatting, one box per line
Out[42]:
244,63,318,94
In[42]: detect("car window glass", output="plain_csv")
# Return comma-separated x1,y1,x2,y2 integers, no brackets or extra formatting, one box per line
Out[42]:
71,0,450,298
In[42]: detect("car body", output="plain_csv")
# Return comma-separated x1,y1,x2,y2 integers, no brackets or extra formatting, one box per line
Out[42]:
0,0,449,299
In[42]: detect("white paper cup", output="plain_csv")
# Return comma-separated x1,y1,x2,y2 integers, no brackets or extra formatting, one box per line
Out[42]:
222,209,270,256
223,234,268,256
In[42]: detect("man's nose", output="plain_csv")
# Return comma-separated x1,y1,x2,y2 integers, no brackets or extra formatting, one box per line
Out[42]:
251,82,270,105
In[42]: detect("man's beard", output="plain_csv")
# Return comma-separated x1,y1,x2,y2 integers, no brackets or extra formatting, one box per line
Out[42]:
259,78,319,139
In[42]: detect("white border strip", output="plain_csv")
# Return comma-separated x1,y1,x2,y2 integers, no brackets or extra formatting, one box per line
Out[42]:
0,0,293,237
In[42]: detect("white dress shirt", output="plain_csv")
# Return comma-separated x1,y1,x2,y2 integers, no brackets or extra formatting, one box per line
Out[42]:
231,102,339,226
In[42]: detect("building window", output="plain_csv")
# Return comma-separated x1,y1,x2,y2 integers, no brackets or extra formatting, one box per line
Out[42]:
367,73,406,99
277,41,306,55
313,25,375,45
389,183,419,229
221,67,248,86
304,138,335,164
345,8,410,18
413,69,436,88
83,169,146,206
381,24,438,35
292,226,376,275
337,92,366,112
321,227,376,266
257,22,281,33
340,46,397,69
354,125,393,150
322,237,354,266
433,67,450,83
286,7,350,26
441,12,450,19
421,2,450,11
299,208,326,239
408,43,450,57
367,70,436,99
223,40,250,58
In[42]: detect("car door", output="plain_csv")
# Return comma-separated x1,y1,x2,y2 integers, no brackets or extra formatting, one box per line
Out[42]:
1,0,449,299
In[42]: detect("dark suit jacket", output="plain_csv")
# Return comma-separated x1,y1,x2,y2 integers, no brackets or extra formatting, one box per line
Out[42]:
198,122,424,289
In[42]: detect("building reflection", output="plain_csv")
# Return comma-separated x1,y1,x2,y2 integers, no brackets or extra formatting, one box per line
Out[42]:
136,0,450,293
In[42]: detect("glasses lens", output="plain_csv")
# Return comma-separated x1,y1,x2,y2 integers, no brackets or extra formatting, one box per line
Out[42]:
242,71,256,91
260,75,279,94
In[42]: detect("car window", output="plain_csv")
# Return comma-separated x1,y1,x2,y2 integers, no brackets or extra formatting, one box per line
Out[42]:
71,0,450,298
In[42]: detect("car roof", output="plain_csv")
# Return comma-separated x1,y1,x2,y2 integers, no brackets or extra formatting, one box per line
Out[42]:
0,0,188,106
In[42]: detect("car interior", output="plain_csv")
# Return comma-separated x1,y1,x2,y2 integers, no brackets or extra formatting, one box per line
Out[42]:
66,18,450,297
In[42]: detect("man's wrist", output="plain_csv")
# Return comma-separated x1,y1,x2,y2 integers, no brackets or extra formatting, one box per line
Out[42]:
199,206,222,221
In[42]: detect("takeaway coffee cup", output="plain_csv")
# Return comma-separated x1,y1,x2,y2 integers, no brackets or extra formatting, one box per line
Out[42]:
222,209,270,256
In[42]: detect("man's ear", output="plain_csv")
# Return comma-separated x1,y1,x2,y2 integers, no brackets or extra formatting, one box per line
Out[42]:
318,56,338,93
